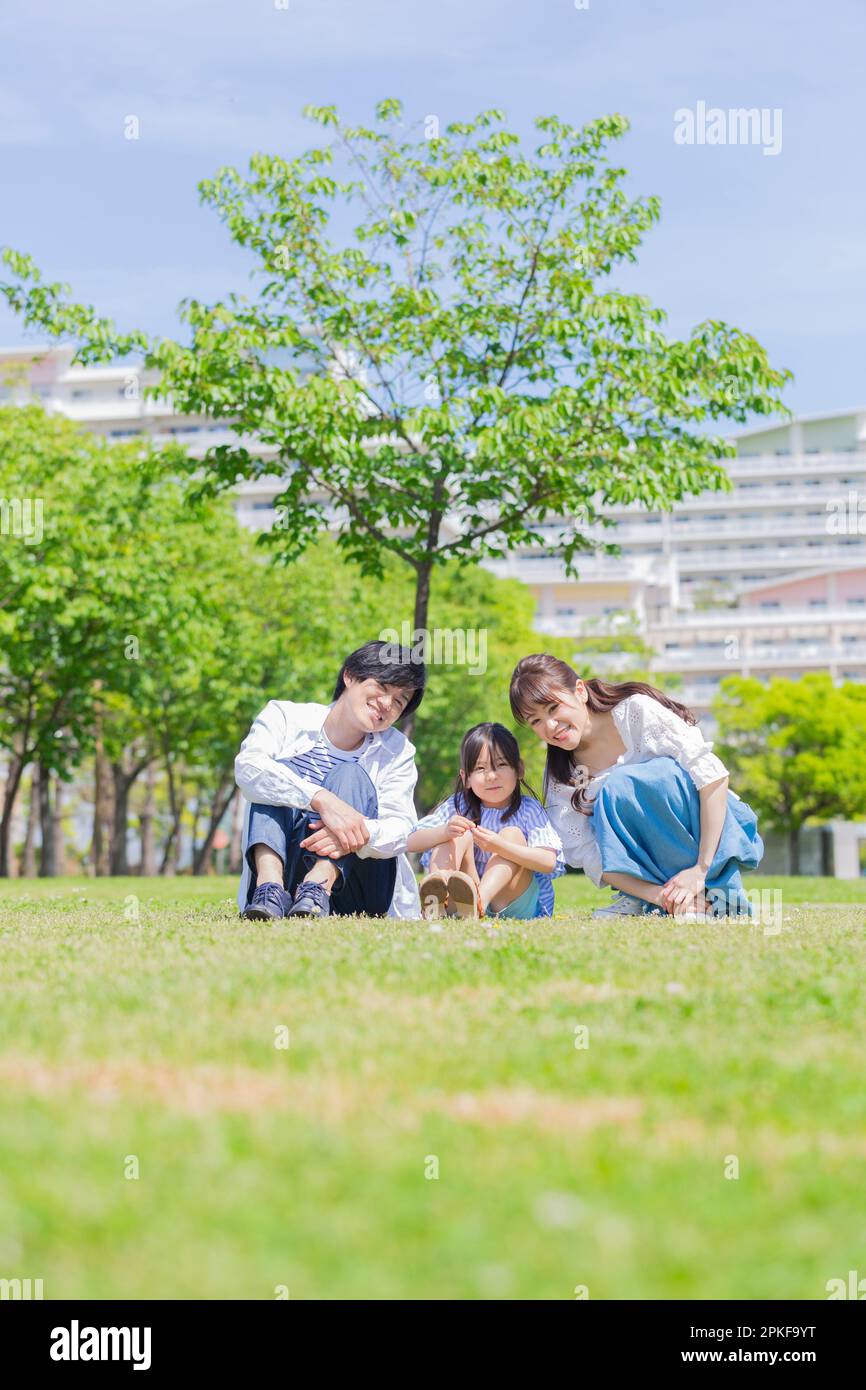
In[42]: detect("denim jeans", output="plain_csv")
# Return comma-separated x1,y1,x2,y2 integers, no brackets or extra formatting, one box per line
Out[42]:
243,760,397,917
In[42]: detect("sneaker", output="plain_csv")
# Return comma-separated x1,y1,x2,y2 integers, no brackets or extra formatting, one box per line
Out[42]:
591,890,647,920
243,881,291,920
286,881,332,919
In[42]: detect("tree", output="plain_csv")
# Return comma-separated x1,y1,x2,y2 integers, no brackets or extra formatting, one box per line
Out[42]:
1,100,790,737
0,406,159,874
714,674,866,873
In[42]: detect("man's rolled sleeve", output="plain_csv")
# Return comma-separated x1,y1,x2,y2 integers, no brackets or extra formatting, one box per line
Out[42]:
234,700,320,810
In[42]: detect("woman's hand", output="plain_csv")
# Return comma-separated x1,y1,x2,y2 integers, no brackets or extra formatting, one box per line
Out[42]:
660,864,706,914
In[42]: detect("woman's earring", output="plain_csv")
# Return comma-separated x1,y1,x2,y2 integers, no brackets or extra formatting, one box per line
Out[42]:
573,763,590,791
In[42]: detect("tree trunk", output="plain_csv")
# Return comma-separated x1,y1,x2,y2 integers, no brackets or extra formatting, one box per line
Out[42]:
139,762,157,877
38,761,55,877
0,753,25,878
110,761,131,876
92,740,114,877
193,774,235,875
52,778,66,876
788,826,801,876
190,799,201,872
402,559,434,743
159,758,182,875
22,766,39,877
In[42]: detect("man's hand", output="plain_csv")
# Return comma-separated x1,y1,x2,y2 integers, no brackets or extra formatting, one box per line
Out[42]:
301,789,371,857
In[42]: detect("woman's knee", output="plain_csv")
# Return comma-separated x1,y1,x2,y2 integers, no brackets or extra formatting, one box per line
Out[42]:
598,757,685,806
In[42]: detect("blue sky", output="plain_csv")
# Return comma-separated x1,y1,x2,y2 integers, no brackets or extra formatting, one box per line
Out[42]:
1,0,863,416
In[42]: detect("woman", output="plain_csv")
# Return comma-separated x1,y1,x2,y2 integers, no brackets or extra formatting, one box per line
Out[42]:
509,654,763,920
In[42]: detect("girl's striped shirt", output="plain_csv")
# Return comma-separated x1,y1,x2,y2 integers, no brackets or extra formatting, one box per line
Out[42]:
415,793,565,916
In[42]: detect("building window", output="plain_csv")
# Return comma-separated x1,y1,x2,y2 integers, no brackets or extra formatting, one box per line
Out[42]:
809,599,828,607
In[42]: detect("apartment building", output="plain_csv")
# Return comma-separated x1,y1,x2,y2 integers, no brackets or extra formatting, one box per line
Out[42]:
488,410,866,713
3,346,865,721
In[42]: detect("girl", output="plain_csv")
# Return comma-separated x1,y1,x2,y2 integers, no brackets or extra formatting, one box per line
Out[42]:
509,654,763,921
408,722,565,921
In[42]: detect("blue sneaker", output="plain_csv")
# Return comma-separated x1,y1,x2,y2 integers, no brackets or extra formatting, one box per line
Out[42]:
286,881,332,919
243,881,291,920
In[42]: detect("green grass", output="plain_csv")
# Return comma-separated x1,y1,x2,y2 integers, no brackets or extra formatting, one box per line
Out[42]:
0,874,864,1300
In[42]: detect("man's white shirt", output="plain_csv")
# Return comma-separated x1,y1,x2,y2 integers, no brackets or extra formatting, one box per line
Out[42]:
234,699,422,918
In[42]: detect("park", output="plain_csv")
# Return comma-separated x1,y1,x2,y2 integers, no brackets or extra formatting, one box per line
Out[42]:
0,1,865,1321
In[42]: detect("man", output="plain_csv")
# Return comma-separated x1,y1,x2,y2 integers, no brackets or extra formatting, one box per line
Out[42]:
235,641,425,920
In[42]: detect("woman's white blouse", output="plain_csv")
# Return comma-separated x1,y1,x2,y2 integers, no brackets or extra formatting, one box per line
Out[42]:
545,694,730,887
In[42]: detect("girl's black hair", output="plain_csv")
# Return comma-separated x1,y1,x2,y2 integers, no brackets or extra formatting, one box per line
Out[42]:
333,640,426,719
453,722,537,823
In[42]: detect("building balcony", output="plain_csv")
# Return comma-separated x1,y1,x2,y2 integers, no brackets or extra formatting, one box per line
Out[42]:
592,514,844,546
651,604,866,632
726,450,866,477
654,643,866,671
676,543,866,574
486,551,676,586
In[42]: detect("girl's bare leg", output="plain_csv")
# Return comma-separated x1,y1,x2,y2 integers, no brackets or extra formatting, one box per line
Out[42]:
480,827,533,913
428,829,474,874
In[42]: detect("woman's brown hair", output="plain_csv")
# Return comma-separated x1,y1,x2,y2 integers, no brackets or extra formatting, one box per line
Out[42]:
509,653,697,813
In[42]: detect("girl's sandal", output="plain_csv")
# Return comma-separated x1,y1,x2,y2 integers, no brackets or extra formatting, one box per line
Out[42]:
445,870,481,919
419,873,449,921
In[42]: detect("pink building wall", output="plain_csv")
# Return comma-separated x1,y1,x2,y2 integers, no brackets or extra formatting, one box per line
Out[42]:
741,567,866,606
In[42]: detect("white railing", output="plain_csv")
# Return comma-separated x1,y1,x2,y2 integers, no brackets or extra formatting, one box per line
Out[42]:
726,451,866,475
678,544,865,571
652,605,866,630
591,515,842,545
655,644,866,670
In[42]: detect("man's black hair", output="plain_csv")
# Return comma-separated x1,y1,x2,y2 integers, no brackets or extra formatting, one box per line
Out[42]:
332,640,426,719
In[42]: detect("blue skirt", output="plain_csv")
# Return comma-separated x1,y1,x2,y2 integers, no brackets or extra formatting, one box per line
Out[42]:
591,757,763,916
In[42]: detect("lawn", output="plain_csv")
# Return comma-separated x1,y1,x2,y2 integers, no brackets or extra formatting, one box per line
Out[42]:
0,874,864,1300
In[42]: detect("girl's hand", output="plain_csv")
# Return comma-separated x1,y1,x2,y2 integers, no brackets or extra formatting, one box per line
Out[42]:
470,824,502,854
446,814,475,839
660,864,706,913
